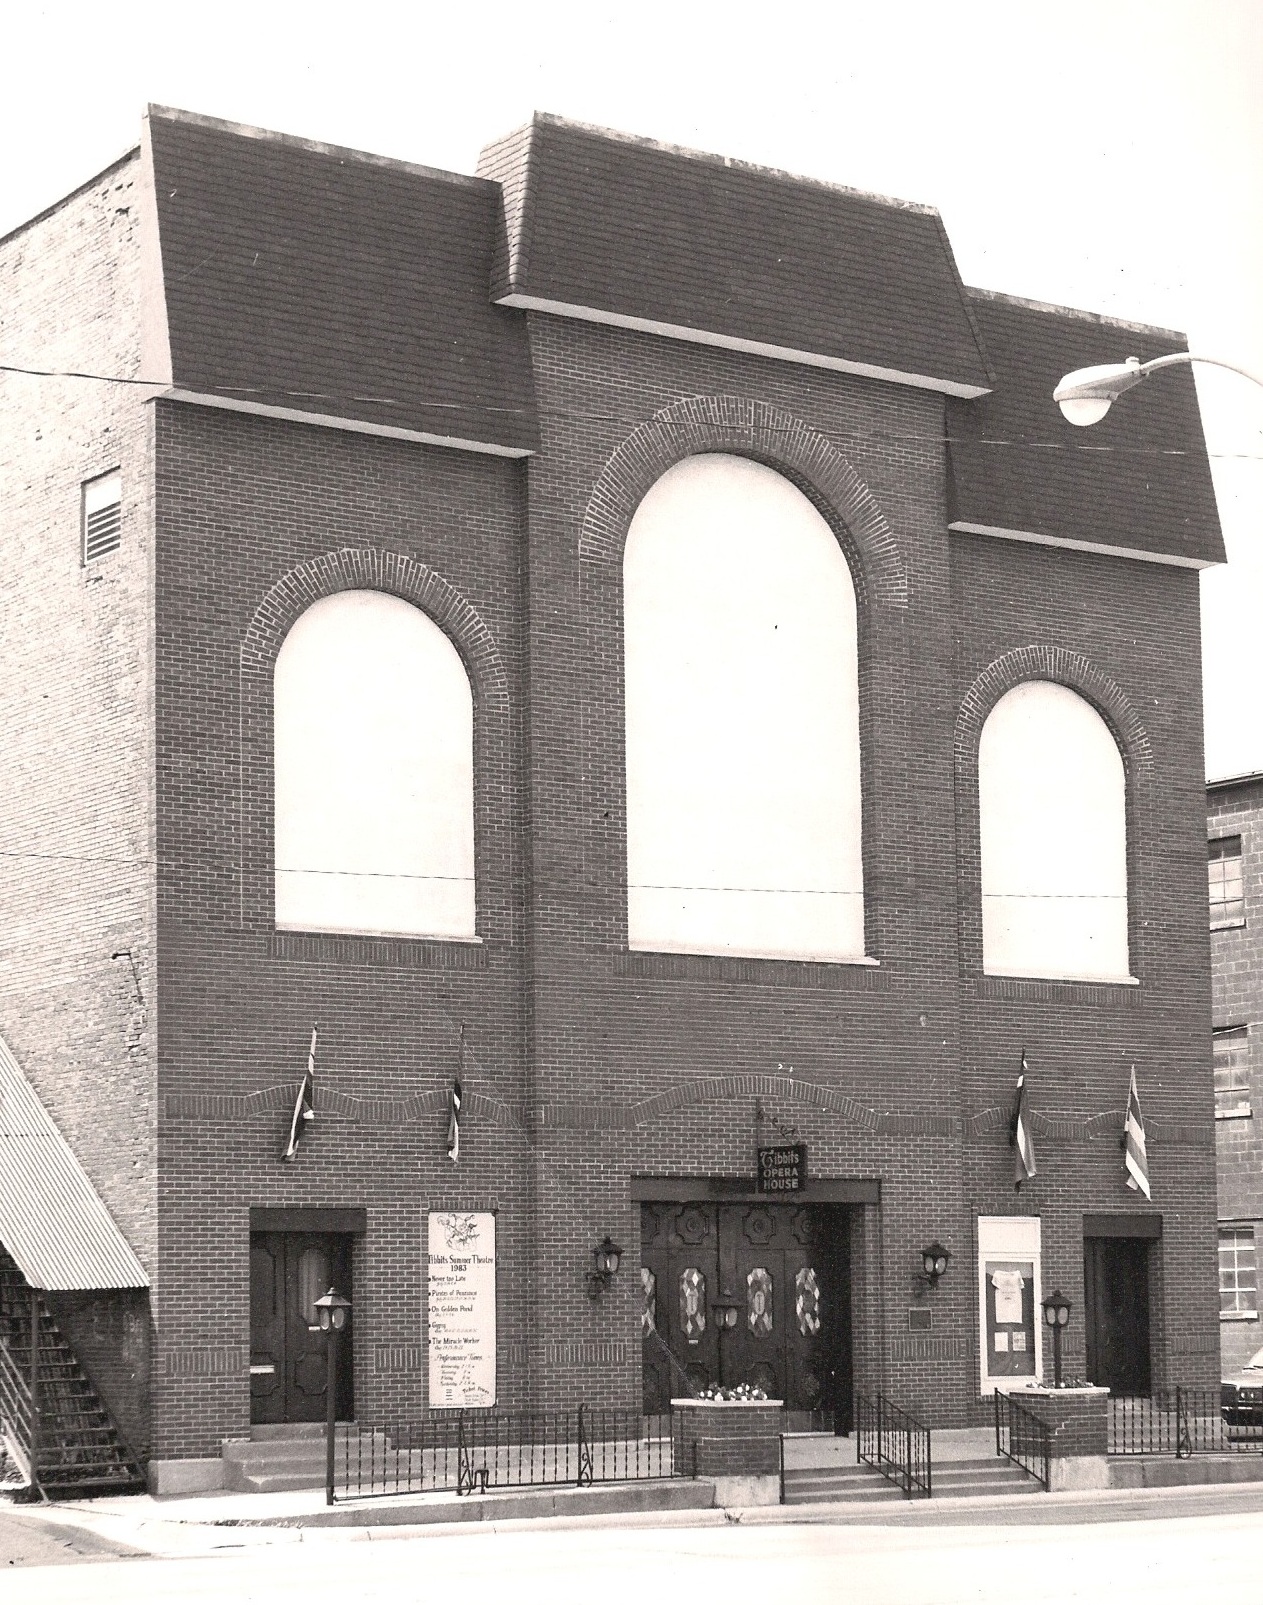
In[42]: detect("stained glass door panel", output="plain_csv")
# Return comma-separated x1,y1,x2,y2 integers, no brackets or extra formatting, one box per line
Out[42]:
639,1203,719,1409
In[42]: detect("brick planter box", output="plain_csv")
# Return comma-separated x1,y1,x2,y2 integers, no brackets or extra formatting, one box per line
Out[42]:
1013,1384,1109,1489
671,1398,784,1506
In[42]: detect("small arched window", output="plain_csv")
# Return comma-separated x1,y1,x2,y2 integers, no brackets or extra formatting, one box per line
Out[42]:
979,680,1129,980
274,590,475,938
624,454,864,962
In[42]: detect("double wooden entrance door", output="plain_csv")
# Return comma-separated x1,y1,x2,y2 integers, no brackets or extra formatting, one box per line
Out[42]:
640,1201,852,1427
249,1231,354,1425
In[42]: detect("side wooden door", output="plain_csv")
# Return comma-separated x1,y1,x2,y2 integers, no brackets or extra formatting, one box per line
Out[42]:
250,1232,354,1424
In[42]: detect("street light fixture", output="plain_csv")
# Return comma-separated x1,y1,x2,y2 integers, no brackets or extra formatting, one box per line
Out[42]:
1054,351,1263,426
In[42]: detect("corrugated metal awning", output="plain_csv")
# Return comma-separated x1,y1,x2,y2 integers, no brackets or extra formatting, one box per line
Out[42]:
0,1035,149,1291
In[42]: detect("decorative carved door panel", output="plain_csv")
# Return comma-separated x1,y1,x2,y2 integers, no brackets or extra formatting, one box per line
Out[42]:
640,1201,853,1423
249,1232,354,1424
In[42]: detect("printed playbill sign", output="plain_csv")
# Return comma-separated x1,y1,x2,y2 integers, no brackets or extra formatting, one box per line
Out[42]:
757,1143,807,1194
427,1211,496,1408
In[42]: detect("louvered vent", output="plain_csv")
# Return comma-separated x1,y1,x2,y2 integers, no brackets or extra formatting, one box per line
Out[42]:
82,469,122,562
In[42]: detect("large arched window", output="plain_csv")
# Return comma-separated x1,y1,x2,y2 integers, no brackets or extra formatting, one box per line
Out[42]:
624,454,865,962
978,681,1130,980
274,590,476,938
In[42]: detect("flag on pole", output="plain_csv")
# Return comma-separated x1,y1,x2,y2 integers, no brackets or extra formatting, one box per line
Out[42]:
282,1024,317,1163
1123,1066,1151,1199
1011,1051,1037,1191
447,1025,464,1163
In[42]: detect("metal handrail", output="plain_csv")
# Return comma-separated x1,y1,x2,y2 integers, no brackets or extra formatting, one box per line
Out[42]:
856,1392,932,1497
994,1390,1050,1488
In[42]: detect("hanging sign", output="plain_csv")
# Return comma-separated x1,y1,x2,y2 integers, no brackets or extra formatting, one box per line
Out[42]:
427,1211,497,1408
757,1143,807,1194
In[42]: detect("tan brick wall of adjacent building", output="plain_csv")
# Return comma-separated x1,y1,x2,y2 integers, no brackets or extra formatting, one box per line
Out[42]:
1209,776,1263,1374
0,151,159,1278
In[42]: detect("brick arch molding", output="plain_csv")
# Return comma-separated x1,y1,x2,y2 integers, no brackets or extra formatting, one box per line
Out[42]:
578,394,907,609
237,547,513,939
954,644,1154,979
240,546,509,709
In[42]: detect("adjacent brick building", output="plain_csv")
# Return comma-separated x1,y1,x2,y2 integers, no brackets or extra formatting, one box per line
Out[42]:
0,106,1226,1492
1207,773,1263,1375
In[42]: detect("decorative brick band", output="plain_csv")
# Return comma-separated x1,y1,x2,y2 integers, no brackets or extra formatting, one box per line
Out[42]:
164,1085,527,1130
543,1341,632,1366
966,1102,1206,1144
162,1346,248,1377
615,949,887,991
579,394,907,612
536,1072,955,1136
267,931,490,970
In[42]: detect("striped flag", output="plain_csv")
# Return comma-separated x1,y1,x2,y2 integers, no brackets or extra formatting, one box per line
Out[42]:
282,1024,317,1163
447,1025,464,1163
1011,1052,1037,1191
1123,1066,1151,1199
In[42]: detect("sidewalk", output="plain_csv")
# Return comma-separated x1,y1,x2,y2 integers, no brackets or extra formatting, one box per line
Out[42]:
9,1465,1263,1560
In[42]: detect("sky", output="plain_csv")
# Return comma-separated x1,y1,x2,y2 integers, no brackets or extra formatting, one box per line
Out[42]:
4,0,1262,778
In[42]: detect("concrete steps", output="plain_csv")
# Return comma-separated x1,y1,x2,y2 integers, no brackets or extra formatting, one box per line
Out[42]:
222,1426,387,1493
933,1456,1042,1497
782,1454,1042,1503
782,1463,911,1503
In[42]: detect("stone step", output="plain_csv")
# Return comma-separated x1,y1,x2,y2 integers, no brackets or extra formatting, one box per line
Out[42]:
781,1466,907,1503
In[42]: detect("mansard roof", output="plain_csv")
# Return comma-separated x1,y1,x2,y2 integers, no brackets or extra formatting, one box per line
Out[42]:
948,290,1225,568
477,113,994,398
144,106,539,455
135,106,1222,567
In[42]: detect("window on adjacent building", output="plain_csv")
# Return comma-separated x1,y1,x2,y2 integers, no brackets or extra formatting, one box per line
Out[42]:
1219,1226,1258,1318
978,681,1130,981
274,590,476,939
1214,1026,1252,1119
1209,836,1245,929
82,469,121,562
623,453,864,962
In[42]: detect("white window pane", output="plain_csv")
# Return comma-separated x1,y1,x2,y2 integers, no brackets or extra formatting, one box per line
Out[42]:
624,455,864,961
274,590,475,938
979,681,1130,980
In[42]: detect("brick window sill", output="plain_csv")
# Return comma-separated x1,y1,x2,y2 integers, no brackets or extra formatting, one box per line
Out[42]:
1220,1310,1259,1322
268,930,488,969
1216,1108,1254,1121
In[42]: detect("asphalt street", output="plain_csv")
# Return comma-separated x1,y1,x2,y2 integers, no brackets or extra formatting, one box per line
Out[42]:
2,1504,1261,1604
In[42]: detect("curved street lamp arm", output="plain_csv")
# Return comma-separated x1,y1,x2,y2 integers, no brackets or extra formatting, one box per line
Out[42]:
1138,351,1263,388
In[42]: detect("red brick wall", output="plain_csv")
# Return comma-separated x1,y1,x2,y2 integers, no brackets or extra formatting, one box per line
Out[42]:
1208,778,1263,1374
150,401,533,1457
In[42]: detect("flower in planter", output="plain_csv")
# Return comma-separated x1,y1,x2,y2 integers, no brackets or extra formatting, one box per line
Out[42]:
697,1383,769,1402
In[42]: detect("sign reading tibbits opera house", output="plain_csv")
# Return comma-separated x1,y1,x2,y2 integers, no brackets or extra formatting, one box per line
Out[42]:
427,1211,497,1408
757,1144,808,1194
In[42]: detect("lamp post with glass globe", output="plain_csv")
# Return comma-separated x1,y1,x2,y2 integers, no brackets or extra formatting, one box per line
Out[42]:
313,1287,351,1504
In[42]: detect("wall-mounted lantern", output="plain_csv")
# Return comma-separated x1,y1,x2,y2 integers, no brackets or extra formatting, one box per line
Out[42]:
585,1235,624,1299
919,1242,951,1288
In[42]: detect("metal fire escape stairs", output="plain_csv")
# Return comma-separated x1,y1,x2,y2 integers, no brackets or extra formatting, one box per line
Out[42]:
0,1250,146,1497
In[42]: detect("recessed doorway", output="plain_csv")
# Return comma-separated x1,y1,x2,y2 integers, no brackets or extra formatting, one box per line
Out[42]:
249,1231,354,1425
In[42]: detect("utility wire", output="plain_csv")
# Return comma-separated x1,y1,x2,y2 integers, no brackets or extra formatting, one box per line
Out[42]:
2,359,1260,460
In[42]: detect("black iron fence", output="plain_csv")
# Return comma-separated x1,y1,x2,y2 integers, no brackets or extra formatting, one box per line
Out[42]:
993,1390,1050,1489
334,1408,684,1501
1109,1389,1263,1457
856,1392,932,1497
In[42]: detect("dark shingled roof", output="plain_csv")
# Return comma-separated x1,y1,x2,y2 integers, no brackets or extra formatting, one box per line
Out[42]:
948,291,1224,567
147,108,538,454
477,114,993,397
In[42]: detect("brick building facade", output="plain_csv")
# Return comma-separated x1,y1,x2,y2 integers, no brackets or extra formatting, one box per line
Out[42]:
0,107,1225,1490
1207,774,1263,1375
